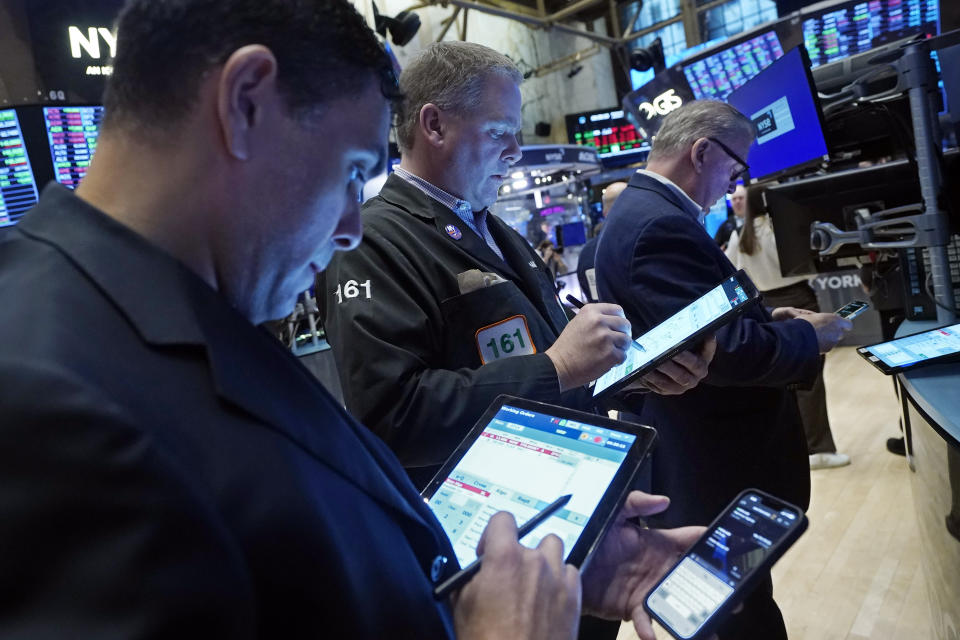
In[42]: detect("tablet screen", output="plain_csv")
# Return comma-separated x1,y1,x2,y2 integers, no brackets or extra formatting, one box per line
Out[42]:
593,275,753,397
425,402,641,568
862,323,960,369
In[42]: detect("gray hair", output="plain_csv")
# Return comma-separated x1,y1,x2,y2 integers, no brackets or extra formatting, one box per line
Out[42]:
395,41,523,151
649,100,757,161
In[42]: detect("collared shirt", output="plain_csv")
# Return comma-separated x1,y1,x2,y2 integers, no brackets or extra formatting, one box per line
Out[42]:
393,166,504,260
635,169,705,224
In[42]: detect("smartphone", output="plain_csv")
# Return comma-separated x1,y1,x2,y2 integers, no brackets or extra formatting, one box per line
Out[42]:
835,300,870,320
644,489,808,640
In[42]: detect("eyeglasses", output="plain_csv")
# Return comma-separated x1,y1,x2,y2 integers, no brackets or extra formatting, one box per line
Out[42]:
708,137,750,181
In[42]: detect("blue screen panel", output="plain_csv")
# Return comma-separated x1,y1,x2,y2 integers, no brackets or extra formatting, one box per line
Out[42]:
726,46,828,182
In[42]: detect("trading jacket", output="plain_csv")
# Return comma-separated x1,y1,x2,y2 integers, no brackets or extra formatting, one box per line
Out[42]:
320,174,591,484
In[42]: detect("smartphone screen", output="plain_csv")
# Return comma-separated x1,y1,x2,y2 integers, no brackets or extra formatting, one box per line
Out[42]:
836,300,869,319
645,491,805,639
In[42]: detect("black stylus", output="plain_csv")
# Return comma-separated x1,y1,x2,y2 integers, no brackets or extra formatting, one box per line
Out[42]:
566,294,646,356
433,493,573,600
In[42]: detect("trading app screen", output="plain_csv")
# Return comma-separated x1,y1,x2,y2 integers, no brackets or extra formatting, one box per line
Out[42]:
647,492,800,639
865,323,960,368
427,404,636,567
593,275,749,396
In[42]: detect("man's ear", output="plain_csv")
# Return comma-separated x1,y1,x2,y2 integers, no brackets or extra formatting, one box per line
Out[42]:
216,45,278,161
418,103,445,149
689,137,709,175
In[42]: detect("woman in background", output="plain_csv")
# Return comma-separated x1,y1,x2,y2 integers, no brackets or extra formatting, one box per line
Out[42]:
726,186,851,470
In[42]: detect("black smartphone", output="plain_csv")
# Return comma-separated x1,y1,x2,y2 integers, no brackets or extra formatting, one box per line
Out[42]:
644,489,808,640
835,299,870,320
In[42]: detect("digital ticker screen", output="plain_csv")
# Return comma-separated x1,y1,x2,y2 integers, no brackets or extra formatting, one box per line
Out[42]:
802,0,939,68
682,32,784,102
0,109,41,228
565,108,648,161
44,105,104,189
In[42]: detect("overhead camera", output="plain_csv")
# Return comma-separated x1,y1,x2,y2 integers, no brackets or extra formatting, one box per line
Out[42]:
629,37,665,74
372,2,421,47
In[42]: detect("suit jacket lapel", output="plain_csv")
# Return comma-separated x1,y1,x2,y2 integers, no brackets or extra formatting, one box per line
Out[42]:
192,299,436,529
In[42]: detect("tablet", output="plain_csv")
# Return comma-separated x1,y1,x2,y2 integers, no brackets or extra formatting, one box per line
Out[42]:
592,270,760,399
422,395,656,569
857,322,960,374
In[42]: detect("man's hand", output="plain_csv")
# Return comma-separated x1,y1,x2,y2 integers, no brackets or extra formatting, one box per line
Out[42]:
770,306,813,321
581,492,703,640
797,312,853,353
628,336,717,396
546,303,632,392
453,512,581,640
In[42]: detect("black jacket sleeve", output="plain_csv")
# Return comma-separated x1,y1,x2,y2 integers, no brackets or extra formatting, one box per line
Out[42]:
0,360,256,639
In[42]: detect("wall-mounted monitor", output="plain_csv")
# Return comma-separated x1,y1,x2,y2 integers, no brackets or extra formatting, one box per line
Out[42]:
565,107,649,167
43,105,103,189
682,31,786,102
801,0,940,69
726,46,829,183
0,108,41,227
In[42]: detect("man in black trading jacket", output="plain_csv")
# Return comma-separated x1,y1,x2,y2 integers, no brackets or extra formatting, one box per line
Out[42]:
0,1,707,638
320,42,713,491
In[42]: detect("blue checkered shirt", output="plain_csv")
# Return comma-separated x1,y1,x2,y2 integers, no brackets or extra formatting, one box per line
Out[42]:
393,166,504,260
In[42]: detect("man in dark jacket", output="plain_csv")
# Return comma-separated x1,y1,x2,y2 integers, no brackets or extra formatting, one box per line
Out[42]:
320,42,712,489
0,2,706,638
595,100,852,640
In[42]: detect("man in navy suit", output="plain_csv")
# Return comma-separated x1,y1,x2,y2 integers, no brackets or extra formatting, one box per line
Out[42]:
0,1,707,638
596,101,852,640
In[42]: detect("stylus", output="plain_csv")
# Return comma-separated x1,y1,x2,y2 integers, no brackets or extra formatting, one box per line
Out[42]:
565,294,646,356
433,493,573,600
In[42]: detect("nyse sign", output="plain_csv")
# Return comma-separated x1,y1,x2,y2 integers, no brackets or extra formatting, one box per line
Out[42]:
638,89,683,121
68,26,116,77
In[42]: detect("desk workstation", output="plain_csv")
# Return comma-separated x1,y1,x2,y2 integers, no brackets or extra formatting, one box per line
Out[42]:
894,320,960,638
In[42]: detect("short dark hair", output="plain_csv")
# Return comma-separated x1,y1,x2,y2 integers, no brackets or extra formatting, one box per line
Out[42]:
103,0,399,130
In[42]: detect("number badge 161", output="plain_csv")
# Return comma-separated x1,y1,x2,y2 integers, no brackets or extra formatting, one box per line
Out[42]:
475,315,535,364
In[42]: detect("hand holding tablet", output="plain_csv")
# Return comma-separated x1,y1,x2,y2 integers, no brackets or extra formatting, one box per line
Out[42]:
423,396,657,573
590,271,759,400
